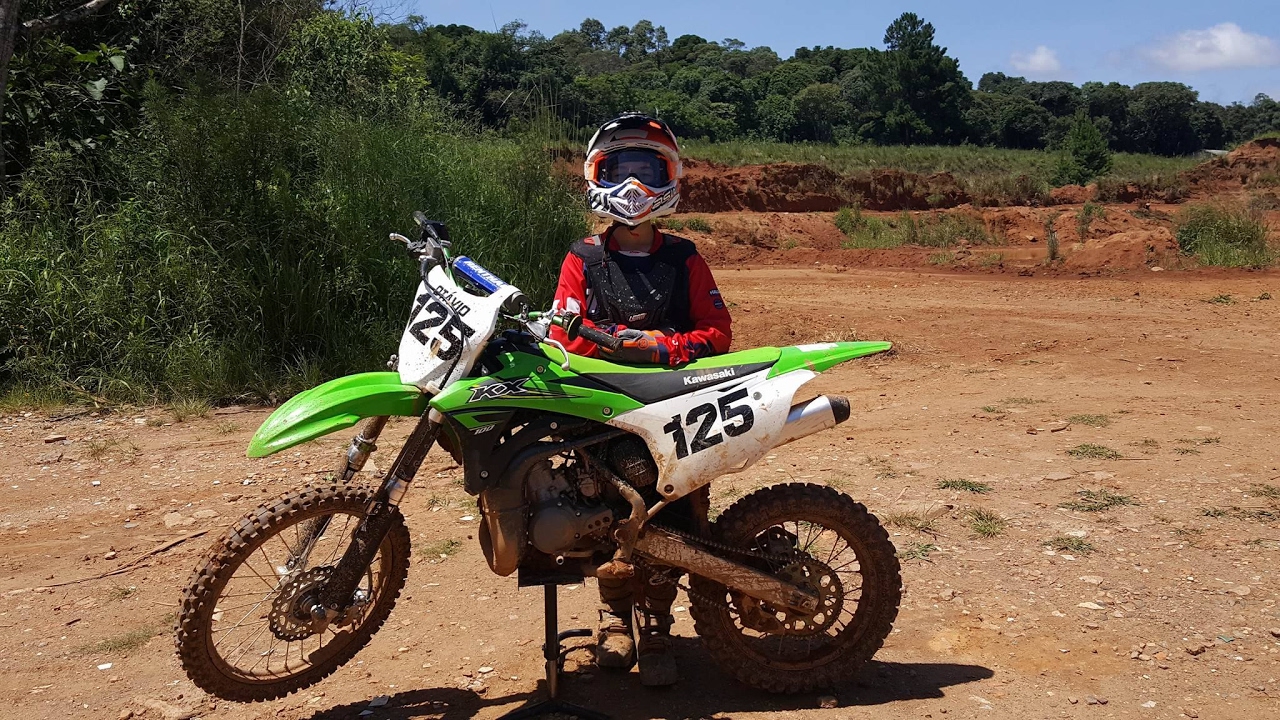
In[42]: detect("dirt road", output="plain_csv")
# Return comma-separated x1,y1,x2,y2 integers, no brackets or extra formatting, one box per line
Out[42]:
2,267,1278,720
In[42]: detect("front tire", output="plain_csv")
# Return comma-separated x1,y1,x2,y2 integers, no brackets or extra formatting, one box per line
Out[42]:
176,483,410,702
689,483,901,693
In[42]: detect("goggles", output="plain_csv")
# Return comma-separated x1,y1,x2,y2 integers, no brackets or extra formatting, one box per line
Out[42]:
595,149,671,187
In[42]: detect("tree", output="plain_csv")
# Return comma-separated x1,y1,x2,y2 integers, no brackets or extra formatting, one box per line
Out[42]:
1052,111,1112,185
1125,82,1200,156
792,82,844,141
863,12,970,144
1,0,117,185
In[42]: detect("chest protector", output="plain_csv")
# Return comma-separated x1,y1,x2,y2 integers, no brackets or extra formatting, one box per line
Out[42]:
570,234,697,332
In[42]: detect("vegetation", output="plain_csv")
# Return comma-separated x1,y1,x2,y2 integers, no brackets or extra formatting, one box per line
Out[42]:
966,508,1007,538
836,204,994,249
1067,414,1111,428
1043,535,1095,555
884,511,939,534
1076,202,1107,240
1045,214,1061,263
1066,443,1122,460
1176,204,1275,268
1059,489,1137,512
897,542,938,561
1052,111,1114,185
937,479,993,494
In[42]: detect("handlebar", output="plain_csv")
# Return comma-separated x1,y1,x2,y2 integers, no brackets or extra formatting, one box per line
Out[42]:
549,314,623,352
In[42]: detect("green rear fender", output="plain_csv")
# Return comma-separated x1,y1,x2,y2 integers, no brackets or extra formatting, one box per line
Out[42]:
769,341,892,377
248,372,428,458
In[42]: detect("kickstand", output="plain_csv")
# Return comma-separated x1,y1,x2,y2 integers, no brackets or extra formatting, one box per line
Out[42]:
498,584,611,720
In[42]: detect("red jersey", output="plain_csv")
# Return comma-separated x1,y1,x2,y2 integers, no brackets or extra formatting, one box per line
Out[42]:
550,232,732,365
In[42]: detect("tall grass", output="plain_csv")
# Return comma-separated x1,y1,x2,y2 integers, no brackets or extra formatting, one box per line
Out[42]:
0,90,588,403
683,140,1199,188
835,205,995,249
1176,203,1275,268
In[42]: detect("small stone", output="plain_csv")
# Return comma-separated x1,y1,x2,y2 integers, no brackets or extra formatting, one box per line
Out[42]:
126,503,140,511
478,666,493,674
1097,697,1108,705
1079,575,1103,585
1182,708,1198,718
818,696,839,709
1077,602,1106,610
1137,653,1152,661
1226,585,1250,596
1085,696,1099,705
1185,642,1210,656
163,512,194,529
1068,696,1078,705
104,551,117,560
43,434,67,443
1142,701,1156,708
368,695,389,707
35,450,63,464
1045,471,1075,481
97,663,112,670
91,480,101,486
119,709,134,720
192,509,218,520
1269,628,1280,638
460,515,475,521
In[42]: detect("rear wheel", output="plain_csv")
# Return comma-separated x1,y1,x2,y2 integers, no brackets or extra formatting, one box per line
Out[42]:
176,483,410,702
689,483,901,693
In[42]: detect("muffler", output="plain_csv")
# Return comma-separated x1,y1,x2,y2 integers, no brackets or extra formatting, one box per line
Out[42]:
776,395,851,447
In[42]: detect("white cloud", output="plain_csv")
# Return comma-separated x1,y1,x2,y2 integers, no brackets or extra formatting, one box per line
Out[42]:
1143,23,1280,72
1010,46,1062,76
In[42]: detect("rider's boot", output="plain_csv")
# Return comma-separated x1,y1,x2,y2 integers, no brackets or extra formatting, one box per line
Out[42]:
637,580,679,686
595,577,636,669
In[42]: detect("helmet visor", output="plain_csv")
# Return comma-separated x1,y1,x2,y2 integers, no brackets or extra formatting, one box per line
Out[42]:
597,149,670,186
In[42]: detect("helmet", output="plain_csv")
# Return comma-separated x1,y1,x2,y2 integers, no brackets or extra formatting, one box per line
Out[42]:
584,113,683,226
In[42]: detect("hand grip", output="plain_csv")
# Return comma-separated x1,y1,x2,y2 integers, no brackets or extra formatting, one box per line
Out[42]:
576,324,623,352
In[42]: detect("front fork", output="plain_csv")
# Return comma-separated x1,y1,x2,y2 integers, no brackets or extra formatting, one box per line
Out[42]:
312,410,442,614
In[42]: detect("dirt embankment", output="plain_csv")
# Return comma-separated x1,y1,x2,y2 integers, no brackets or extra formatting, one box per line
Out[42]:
1182,137,1280,195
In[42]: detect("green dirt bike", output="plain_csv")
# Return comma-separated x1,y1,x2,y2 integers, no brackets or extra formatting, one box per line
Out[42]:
176,214,902,701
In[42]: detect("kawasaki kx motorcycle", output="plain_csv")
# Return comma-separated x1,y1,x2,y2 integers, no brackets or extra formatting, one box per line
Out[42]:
176,214,902,701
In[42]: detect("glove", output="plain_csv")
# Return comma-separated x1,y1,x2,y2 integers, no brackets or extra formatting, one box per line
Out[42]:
601,327,671,365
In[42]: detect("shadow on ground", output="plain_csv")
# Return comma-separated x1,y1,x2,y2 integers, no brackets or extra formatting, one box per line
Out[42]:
307,636,993,719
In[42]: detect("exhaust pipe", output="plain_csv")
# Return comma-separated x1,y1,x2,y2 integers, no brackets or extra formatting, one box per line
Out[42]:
777,395,851,447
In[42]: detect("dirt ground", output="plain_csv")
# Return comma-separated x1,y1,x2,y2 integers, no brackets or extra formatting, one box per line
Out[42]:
3,263,1279,720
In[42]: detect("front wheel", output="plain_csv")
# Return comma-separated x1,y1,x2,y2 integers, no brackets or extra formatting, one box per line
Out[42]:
176,483,410,702
689,483,901,693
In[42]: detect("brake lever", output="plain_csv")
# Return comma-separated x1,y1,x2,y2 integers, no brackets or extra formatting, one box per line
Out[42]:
544,337,572,371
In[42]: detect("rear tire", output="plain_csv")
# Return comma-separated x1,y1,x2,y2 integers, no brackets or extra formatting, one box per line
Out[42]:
689,483,901,693
176,483,410,702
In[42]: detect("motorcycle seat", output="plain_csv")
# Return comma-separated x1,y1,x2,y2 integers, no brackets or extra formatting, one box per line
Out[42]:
541,345,781,404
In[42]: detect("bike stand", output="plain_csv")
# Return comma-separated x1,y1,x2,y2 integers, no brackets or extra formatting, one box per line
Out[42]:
498,584,611,720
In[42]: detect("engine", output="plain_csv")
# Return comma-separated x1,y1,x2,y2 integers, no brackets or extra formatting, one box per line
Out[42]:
526,461,615,555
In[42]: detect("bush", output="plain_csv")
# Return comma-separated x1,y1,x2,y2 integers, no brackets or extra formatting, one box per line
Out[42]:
1175,204,1275,268
1076,201,1106,240
1051,111,1113,186
835,207,993,249
0,90,588,402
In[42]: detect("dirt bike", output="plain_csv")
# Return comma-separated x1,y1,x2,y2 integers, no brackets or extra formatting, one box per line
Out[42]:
175,214,902,702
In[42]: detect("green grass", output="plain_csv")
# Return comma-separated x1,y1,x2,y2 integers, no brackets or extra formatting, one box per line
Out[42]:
107,585,137,601
170,397,211,422
977,252,1003,268
1174,447,1201,456
937,479,993,494
682,140,1197,185
1067,443,1122,460
1251,483,1280,499
884,511,939,534
1203,506,1279,522
77,615,172,655
1043,535,1096,555
1176,203,1276,268
966,508,1007,538
685,217,713,233
419,538,462,560
896,542,939,561
1206,294,1236,305
928,251,954,266
1076,202,1107,240
1059,489,1137,512
1000,397,1043,406
1067,414,1111,428
835,205,995,249
214,419,240,434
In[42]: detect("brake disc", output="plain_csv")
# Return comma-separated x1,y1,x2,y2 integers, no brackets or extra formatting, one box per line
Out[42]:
268,567,334,641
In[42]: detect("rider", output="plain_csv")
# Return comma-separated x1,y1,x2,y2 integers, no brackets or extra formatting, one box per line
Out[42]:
549,113,732,685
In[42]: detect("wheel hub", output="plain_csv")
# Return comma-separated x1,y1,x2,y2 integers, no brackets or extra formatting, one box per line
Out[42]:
268,567,334,641
772,558,844,636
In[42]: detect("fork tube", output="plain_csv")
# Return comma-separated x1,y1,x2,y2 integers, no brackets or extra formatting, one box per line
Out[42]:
318,411,442,612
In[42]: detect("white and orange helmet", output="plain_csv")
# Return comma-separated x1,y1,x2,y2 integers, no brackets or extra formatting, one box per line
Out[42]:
584,113,683,226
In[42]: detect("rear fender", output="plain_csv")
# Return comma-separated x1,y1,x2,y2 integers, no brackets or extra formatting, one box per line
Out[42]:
769,341,892,377
248,372,428,458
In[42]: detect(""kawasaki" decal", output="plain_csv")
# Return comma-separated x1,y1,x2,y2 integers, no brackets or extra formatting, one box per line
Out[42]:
683,367,735,386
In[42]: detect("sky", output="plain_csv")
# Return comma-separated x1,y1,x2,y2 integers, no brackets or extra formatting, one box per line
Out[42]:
408,0,1280,105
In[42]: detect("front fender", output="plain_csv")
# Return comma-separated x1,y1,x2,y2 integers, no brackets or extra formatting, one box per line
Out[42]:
248,372,428,458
